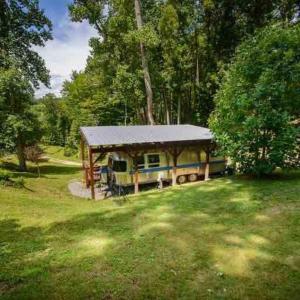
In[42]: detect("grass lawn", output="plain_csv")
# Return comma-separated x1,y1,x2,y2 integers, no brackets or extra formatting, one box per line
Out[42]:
0,157,299,299
41,145,80,162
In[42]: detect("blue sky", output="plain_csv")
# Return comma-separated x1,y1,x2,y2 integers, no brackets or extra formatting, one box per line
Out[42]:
35,0,97,98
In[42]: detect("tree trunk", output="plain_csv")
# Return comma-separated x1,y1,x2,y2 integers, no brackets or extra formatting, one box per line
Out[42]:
134,0,155,125
164,92,170,125
16,137,27,171
177,97,181,124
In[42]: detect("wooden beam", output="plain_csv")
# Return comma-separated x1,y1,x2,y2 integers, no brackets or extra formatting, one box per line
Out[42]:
134,168,139,194
172,154,177,186
90,140,215,154
80,136,88,188
88,147,95,199
196,150,201,175
169,146,184,186
205,148,210,181
131,153,140,194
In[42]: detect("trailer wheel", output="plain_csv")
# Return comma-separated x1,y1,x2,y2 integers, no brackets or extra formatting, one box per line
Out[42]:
188,174,198,182
177,175,187,184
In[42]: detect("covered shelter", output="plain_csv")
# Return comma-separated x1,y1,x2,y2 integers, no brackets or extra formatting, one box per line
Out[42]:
80,125,216,199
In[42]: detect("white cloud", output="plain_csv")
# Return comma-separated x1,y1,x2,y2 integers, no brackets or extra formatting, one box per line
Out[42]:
34,15,97,98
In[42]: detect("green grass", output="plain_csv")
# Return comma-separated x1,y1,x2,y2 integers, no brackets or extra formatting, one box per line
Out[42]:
0,157,299,299
41,145,80,162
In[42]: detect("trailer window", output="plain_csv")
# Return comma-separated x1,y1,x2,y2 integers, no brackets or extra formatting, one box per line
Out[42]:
134,156,145,170
147,154,160,168
112,160,127,172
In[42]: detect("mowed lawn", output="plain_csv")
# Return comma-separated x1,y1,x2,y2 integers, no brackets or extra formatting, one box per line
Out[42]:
0,159,299,299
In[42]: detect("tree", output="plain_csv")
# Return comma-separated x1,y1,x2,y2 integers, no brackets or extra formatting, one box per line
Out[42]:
0,68,43,171
209,23,300,176
68,0,298,129
134,0,155,125
24,145,44,177
0,0,52,170
34,93,70,146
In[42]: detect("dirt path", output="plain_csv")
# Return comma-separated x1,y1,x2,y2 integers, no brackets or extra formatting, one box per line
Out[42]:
43,156,81,166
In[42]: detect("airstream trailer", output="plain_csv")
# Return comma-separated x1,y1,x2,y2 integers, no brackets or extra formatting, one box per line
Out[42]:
104,149,225,186
80,125,226,199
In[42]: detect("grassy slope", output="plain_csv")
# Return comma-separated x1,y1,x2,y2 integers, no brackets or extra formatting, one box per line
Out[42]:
0,158,299,299
41,145,80,162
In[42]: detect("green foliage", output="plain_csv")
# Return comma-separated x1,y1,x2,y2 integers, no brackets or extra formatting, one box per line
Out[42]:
0,0,52,87
210,24,300,176
13,176,25,188
34,93,70,146
0,0,52,170
36,1,299,153
0,169,10,182
65,0,299,131
0,169,24,188
0,68,42,152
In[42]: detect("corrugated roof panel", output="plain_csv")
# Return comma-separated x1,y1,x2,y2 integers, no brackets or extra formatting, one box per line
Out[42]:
80,125,213,147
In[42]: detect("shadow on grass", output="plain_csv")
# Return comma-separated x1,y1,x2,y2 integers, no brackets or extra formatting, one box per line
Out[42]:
1,171,299,299
38,165,80,175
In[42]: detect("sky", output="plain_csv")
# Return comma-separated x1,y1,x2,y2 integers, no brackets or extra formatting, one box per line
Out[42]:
34,0,97,98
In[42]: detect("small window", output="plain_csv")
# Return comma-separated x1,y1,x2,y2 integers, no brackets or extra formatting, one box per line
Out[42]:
134,156,145,170
112,160,127,172
147,154,160,168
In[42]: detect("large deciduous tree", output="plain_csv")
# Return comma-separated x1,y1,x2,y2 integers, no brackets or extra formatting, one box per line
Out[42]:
209,24,300,176
0,0,52,170
134,0,155,125
67,0,298,129
0,69,42,171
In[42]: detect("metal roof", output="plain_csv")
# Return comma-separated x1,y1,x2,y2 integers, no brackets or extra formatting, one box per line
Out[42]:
80,125,213,147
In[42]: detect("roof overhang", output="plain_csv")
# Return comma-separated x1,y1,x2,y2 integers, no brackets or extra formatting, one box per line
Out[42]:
80,125,214,151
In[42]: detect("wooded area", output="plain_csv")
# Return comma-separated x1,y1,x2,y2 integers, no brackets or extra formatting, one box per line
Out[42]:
0,0,299,175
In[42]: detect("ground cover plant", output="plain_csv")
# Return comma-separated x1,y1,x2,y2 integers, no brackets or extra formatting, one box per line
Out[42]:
0,153,299,299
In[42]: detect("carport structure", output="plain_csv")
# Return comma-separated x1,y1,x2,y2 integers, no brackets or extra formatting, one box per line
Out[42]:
80,125,215,199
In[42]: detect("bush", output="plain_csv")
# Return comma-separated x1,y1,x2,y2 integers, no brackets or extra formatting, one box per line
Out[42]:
13,176,25,188
210,24,300,176
0,169,10,182
64,147,77,157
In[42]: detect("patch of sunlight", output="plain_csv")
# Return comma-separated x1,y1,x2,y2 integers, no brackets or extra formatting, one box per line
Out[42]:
213,246,273,277
255,214,270,222
167,235,194,253
196,184,221,192
229,195,249,203
284,255,300,271
141,205,175,221
201,223,226,232
190,212,210,219
24,248,52,262
137,221,173,235
224,234,243,245
247,234,269,245
78,235,114,255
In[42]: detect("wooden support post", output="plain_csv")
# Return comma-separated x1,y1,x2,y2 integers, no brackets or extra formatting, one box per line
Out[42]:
172,155,177,186
134,168,139,194
205,148,210,181
196,150,201,175
167,146,184,187
80,136,88,187
130,152,140,194
88,147,95,199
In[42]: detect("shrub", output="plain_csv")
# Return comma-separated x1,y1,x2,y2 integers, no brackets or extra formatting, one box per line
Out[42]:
210,24,300,176
0,169,10,182
13,177,25,188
